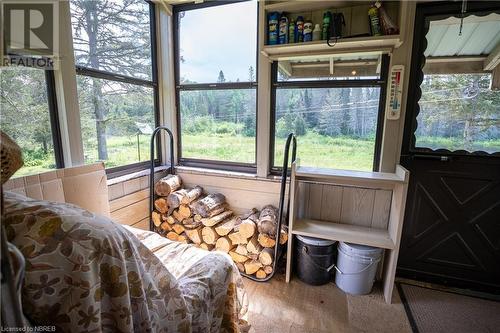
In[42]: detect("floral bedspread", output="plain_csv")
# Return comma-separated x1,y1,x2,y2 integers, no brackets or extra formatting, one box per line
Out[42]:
3,191,247,333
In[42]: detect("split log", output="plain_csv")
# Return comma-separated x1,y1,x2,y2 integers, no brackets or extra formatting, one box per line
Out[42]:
206,205,228,218
247,253,259,261
177,234,188,243
191,193,226,217
185,227,203,244
165,215,177,225
258,233,276,248
215,236,234,253
199,243,214,251
280,228,288,245
240,208,259,221
152,211,162,228
166,231,179,241
172,209,184,222
172,223,185,235
235,244,248,256
234,219,256,239
228,232,249,245
256,269,267,279
193,214,202,222
154,175,181,196
229,251,249,263
181,186,203,205
160,222,172,232
244,260,262,275
236,262,245,273
263,265,273,274
215,217,238,236
182,218,202,229
259,248,274,266
154,198,168,214
201,226,219,245
246,235,263,254
201,210,233,227
167,189,188,213
178,204,192,219
258,205,278,236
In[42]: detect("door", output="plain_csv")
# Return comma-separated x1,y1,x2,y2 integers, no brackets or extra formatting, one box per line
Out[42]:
398,2,500,293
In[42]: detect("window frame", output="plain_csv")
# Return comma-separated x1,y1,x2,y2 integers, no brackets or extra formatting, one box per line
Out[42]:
269,54,390,174
72,0,161,178
173,0,259,173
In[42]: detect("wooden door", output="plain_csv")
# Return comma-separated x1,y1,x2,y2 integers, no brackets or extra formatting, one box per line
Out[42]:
398,2,500,293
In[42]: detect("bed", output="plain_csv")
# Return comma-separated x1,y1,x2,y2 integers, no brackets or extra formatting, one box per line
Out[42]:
1,161,248,332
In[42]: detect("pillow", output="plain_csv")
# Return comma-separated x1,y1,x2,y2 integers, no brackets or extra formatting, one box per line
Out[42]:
3,191,192,333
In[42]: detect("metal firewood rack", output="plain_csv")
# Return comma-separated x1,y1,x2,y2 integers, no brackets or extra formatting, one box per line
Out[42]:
148,127,296,282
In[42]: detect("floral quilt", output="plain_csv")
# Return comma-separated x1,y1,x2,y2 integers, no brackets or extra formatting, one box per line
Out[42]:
2,191,247,333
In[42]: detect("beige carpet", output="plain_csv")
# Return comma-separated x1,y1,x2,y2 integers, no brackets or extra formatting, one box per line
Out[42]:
243,273,412,333
399,283,500,333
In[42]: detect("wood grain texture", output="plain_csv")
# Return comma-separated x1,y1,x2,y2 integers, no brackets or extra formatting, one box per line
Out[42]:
111,197,148,226
109,189,149,213
320,185,343,222
371,190,392,229
340,187,376,227
307,183,323,220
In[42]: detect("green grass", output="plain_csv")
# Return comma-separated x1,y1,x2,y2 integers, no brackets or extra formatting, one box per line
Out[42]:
11,133,500,178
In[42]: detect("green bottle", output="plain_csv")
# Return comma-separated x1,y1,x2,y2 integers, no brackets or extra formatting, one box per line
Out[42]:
322,11,331,40
289,19,295,43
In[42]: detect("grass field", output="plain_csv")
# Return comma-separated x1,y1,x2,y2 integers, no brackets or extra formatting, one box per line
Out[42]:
12,133,500,178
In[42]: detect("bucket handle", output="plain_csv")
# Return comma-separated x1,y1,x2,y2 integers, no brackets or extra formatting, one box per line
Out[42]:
302,246,377,276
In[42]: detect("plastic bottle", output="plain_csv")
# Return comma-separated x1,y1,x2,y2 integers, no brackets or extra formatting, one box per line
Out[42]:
278,13,289,44
313,24,321,41
322,11,332,40
268,12,279,45
296,16,304,42
368,4,382,36
289,19,295,43
303,21,313,42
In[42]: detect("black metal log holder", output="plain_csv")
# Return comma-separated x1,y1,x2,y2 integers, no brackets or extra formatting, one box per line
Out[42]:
148,128,297,282
243,133,297,282
149,126,175,232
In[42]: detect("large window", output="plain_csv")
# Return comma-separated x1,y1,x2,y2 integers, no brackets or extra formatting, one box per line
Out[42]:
272,54,388,171
0,67,62,177
175,1,258,167
70,0,157,171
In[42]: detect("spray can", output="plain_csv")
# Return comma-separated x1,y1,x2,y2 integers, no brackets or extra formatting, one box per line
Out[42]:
296,16,304,42
268,12,279,45
278,13,289,44
368,4,382,36
322,11,332,40
289,19,295,43
303,21,313,42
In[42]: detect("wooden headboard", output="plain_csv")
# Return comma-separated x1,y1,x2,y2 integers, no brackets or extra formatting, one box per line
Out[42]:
3,163,110,217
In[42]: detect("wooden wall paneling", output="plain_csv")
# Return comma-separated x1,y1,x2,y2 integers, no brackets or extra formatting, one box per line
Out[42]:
108,182,125,201
307,183,324,220
111,198,149,226
297,181,310,219
123,177,142,195
109,189,149,213
131,217,150,231
320,185,343,222
340,187,376,227
371,189,392,229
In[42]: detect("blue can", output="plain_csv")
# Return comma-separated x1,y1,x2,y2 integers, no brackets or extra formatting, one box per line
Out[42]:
268,12,279,45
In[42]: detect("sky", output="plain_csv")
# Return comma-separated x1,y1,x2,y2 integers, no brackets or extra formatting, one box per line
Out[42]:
179,1,257,84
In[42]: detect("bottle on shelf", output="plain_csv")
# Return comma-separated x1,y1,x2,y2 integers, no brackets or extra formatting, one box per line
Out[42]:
289,19,295,44
313,24,321,41
296,16,304,42
303,20,313,42
322,11,332,40
278,13,289,44
368,3,383,36
268,12,279,45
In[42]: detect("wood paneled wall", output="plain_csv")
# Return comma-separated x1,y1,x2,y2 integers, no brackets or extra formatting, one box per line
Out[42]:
298,181,392,230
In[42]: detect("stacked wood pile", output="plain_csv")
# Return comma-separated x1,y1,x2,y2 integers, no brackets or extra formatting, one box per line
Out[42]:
151,174,288,279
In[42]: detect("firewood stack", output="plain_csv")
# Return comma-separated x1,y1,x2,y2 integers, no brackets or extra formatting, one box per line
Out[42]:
151,174,288,279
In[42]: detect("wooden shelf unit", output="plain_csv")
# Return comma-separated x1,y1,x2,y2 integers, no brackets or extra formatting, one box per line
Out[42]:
285,163,409,304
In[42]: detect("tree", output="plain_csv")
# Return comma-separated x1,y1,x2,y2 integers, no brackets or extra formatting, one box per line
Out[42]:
217,70,226,83
248,66,255,82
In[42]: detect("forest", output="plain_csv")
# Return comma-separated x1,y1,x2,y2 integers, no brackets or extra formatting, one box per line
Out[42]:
1,0,499,177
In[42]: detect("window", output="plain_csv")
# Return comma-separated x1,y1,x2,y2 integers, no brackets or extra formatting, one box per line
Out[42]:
175,1,258,167
70,0,158,171
272,54,388,171
0,66,62,177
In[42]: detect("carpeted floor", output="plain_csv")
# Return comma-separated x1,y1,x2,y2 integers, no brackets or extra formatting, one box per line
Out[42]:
398,283,500,333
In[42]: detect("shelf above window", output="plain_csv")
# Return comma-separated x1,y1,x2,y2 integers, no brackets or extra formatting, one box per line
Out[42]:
262,35,402,61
